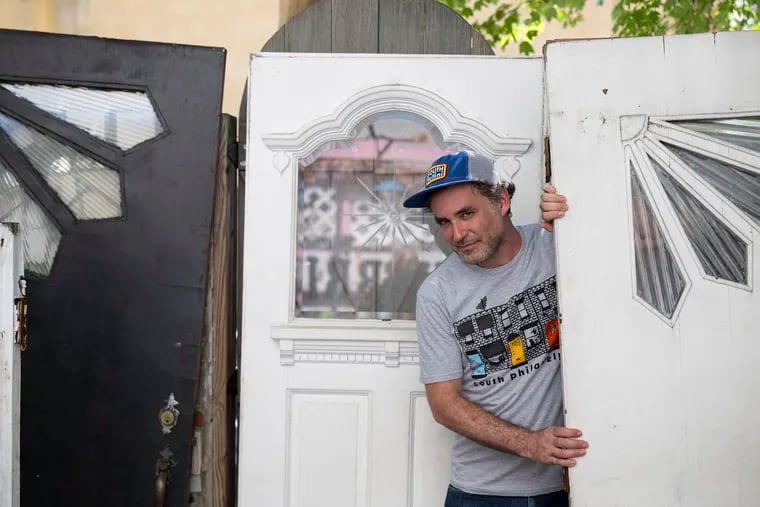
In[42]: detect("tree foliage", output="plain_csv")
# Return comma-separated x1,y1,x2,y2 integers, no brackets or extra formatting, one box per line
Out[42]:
438,0,760,54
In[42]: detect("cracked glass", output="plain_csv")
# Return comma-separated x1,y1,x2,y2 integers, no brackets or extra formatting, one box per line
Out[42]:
295,112,459,320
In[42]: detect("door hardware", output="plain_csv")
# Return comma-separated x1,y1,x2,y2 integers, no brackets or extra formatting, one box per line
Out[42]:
155,445,176,507
14,276,27,351
158,393,180,434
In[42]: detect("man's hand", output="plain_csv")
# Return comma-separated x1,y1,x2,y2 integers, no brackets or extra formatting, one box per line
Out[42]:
522,426,587,467
540,183,569,232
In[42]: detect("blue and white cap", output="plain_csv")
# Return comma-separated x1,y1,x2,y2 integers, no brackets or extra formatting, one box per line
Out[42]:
403,150,501,208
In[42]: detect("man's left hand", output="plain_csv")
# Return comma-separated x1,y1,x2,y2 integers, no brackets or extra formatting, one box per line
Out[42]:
540,183,568,232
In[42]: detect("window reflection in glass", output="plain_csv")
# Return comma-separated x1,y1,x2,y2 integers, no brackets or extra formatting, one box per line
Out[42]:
296,112,461,320
651,155,747,284
1,83,164,151
0,158,62,276
0,112,122,220
631,166,686,319
673,117,760,153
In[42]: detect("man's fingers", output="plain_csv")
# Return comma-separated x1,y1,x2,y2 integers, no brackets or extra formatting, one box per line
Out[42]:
552,426,583,438
539,222,554,233
554,457,580,467
542,183,557,194
557,437,588,450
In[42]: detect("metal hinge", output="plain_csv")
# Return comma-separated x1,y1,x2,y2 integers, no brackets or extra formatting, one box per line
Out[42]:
14,275,27,351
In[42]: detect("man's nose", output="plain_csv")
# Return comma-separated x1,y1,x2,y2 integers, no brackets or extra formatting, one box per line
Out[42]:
451,221,465,242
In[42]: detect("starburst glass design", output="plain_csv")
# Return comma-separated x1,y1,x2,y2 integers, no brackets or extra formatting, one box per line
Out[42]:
662,142,760,227
0,112,122,220
650,155,747,284
1,82,164,150
624,114,760,320
295,111,461,320
673,117,760,153
0,158,62,276
630,165,686,319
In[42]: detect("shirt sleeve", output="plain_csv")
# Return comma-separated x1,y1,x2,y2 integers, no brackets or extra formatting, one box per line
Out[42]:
416,292,465,384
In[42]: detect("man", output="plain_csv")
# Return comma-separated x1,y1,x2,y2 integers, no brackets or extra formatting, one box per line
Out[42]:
403,150,586,506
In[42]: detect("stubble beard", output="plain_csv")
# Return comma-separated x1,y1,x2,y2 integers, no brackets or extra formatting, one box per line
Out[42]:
457,231,502,266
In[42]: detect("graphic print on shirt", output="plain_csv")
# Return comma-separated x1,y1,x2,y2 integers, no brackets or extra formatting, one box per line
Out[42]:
454,276,559,379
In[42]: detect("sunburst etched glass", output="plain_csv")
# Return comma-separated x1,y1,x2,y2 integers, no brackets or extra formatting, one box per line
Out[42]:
0,112,122,220
1,83,164,150
673,117,760,153
651,156,747,284
296,112,459,320
631,167,686,319
662,142,760,227
0,158,62,276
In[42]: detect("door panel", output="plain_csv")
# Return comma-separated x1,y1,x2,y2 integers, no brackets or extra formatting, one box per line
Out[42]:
0,30,225,506
240,54,545,506
546,31,760,506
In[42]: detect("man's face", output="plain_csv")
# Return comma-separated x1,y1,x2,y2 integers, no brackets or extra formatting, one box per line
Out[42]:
429,184,509,268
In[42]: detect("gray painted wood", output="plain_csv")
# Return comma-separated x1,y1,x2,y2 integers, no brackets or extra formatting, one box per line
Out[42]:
424,0,476,54
263,0,492,55
332,0,379,53
378,0,426,54
285,0,332,52
261,24,286,51
471,28,494,55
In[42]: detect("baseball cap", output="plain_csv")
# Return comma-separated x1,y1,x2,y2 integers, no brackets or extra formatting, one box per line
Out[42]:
403,150,501,208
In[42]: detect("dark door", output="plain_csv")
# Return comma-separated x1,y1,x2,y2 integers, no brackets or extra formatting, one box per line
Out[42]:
0,30,225,506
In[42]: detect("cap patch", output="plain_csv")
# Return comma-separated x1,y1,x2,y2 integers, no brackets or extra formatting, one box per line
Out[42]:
425,163,447,187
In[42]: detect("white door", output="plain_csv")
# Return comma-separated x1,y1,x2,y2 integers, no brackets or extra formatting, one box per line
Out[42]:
1,223,23,507
546,31,760,506
239,54,546,507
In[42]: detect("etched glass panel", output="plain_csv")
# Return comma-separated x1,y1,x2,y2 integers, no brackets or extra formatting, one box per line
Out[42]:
0,112,122,220
673,117,760,152
651,157,747,284
296,112,457,320
631,167,685,318
1,83,164,150
662,142,760,227
0,159,62,276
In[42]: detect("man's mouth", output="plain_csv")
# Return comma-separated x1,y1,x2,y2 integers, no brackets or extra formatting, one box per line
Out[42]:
457,241,478,253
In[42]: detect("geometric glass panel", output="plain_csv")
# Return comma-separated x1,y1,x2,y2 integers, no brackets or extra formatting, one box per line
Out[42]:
1,83,164,151
650,156,748,284
631,166,686,318
0,112,122,220
0,158,62,276
672,117,760,153
662,142,760,227
295,111,458,320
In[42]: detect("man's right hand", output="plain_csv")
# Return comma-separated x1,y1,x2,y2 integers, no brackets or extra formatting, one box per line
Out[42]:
522,426,588,467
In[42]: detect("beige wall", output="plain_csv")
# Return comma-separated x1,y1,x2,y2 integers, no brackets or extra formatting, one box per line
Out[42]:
1,0,285,115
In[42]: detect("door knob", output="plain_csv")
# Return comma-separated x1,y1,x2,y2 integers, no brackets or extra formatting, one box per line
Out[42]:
155,446,176,507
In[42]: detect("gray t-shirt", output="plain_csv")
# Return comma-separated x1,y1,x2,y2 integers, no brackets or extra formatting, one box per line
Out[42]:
416,224,564,496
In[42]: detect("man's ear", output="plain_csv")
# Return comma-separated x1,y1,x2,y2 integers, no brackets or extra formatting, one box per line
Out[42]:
499,189,511,217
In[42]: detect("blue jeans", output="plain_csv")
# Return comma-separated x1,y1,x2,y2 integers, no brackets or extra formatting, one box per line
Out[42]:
444,485,569,507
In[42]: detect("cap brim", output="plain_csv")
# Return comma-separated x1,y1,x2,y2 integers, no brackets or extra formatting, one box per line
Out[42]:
402,179,470,208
